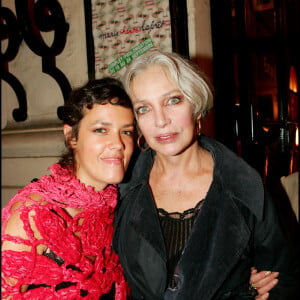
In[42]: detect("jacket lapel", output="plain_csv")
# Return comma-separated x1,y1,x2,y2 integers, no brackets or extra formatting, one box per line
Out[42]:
128,182,167,260
176,180,251,299
123,149,166,260
124,181,167,298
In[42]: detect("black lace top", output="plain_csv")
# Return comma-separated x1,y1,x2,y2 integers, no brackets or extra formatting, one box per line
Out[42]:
158,199,204,289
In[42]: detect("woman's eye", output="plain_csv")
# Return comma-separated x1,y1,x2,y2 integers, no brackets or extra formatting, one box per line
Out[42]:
95,128,106,133
167,96,181,105
123,130,134,136
135,106,149,115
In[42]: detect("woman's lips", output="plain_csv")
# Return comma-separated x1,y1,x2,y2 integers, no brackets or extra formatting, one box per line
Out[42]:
101,157,123,165
155,133,178,143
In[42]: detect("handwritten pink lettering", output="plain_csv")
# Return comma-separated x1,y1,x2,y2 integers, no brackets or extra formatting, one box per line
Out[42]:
100,19,165,39
120,25,140,34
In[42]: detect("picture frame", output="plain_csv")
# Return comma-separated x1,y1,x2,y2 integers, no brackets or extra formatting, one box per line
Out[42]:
84,0,189,79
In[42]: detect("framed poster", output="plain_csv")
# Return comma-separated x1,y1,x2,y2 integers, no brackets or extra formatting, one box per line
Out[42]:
85,0,189,79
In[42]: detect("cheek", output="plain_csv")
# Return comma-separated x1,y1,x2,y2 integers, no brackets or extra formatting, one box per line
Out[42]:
175,110,195,129
180,113,194,124
125,140,134,158
78,137,105,156
120,141,134,171
91,142,106,154
137,117,152,136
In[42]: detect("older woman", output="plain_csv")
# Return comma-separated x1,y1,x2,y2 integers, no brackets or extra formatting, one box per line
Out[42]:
2,78,134,299
113,51,299,299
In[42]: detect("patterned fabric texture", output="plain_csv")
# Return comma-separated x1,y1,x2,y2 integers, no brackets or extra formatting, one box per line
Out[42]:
2,163,128,299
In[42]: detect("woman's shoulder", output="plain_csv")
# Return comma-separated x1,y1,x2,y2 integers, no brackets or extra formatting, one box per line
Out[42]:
2,164,63,219
1,192,50,253
201,136,265,219
200,135,261,180
2,177,54,228
2,191,49,223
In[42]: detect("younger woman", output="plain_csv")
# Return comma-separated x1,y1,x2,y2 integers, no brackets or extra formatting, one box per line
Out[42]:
2,78,135,299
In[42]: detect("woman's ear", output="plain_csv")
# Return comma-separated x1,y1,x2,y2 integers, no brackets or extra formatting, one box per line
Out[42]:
63,125,77,148
196,113,202,122
195,114,202,136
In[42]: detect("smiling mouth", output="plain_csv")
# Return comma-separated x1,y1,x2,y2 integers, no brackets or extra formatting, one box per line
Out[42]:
102,157,123,165
159,135,173,139
156,133,178,143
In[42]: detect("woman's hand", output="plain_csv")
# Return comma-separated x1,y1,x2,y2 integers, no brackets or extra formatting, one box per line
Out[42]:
249,267,279,299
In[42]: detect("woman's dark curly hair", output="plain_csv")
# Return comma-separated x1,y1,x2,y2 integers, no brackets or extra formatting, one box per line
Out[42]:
58,77,134,169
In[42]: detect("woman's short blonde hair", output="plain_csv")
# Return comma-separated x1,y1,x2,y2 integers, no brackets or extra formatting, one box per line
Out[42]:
122,51,214,120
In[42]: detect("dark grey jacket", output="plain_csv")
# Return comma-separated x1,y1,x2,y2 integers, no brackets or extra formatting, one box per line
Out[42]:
113,136,300,300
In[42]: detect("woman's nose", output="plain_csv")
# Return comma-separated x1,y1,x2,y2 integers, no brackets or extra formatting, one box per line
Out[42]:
154,109,170,128
109,133,124,150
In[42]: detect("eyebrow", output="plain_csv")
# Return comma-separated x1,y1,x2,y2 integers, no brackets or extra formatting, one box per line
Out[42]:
122,123,135,128
91,120,134,128
133,89,182,103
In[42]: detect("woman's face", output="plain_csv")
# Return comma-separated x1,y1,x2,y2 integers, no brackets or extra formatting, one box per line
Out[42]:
130,66,197,157
65,102,135,191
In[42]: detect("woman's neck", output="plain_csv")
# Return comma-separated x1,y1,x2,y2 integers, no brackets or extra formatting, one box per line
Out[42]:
149,143,214,213
152,142,205,177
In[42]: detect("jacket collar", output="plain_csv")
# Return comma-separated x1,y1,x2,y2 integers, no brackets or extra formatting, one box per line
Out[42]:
201,136,264,221
119,148,155,192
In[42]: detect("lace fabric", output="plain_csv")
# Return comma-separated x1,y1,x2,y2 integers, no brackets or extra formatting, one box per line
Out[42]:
158,199,204,289
157,199,204,220
1,163,128,299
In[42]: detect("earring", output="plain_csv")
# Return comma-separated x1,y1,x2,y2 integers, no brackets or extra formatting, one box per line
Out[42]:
196,119,201,136
137,134,150,151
